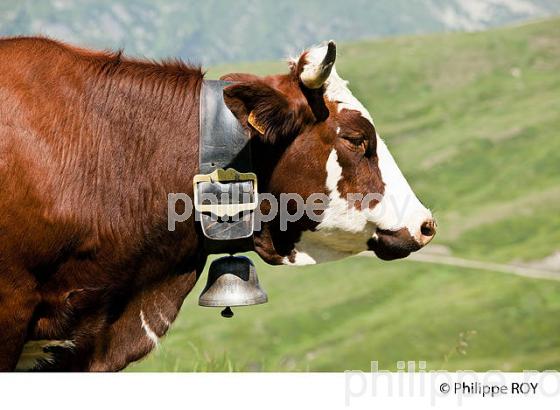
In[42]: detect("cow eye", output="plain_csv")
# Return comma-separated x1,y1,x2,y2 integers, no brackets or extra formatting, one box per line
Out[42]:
342,135,368,153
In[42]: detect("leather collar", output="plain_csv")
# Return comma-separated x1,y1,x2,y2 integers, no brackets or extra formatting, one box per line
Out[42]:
198,80,255,254
199,80,252,174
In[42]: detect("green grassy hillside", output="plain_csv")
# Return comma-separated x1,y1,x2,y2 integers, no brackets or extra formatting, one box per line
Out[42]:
130,19,560,372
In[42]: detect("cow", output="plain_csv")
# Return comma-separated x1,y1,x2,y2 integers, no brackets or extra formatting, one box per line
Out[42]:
0,37,436,371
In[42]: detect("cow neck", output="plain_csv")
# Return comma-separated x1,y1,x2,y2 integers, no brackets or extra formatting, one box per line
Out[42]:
199,80,252,174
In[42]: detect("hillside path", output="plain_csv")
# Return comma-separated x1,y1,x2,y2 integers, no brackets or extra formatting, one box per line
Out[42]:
408,251,560,281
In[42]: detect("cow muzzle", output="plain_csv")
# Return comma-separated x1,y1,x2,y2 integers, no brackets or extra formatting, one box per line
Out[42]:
367,218,436,260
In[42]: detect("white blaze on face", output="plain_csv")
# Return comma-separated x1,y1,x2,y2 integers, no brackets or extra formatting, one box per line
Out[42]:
285,44,432,265
374,136,433,238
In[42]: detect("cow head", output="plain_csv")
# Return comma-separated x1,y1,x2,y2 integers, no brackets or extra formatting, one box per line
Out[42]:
222,41,436,265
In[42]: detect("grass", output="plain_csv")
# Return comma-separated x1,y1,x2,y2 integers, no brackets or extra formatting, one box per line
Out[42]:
129,18,560,372
130,255,560,372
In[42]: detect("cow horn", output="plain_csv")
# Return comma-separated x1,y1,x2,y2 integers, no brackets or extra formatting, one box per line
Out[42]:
300,40,336,89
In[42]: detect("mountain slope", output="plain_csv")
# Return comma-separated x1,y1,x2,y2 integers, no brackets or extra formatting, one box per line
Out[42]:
1,0,559,64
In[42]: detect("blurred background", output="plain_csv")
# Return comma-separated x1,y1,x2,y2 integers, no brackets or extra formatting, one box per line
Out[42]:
2,0,560,64
2,0,559,371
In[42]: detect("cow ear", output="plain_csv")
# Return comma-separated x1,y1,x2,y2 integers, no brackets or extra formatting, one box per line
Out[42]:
223,81,307,144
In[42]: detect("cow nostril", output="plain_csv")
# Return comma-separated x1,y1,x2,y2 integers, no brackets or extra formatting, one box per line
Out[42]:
420,219,436,238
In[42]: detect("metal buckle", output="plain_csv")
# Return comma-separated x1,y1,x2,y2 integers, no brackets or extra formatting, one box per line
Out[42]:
193,168,258,241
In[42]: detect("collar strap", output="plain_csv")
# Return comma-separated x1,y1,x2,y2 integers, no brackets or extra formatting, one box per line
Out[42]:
199,80,252,174
197,80,255,254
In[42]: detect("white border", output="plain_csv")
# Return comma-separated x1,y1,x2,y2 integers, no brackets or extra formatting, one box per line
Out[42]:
0,372,558,410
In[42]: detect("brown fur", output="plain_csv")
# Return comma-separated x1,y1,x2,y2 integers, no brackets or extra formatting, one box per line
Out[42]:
0,37,204,370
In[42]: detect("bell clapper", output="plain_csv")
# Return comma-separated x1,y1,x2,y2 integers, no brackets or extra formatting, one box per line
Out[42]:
221,307,234,318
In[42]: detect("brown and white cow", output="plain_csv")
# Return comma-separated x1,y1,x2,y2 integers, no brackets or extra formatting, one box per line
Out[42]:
0,37,435,371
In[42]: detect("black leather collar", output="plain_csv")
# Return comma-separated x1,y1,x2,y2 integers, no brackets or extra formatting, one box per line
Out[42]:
198,80,255,254
199,80,252,174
